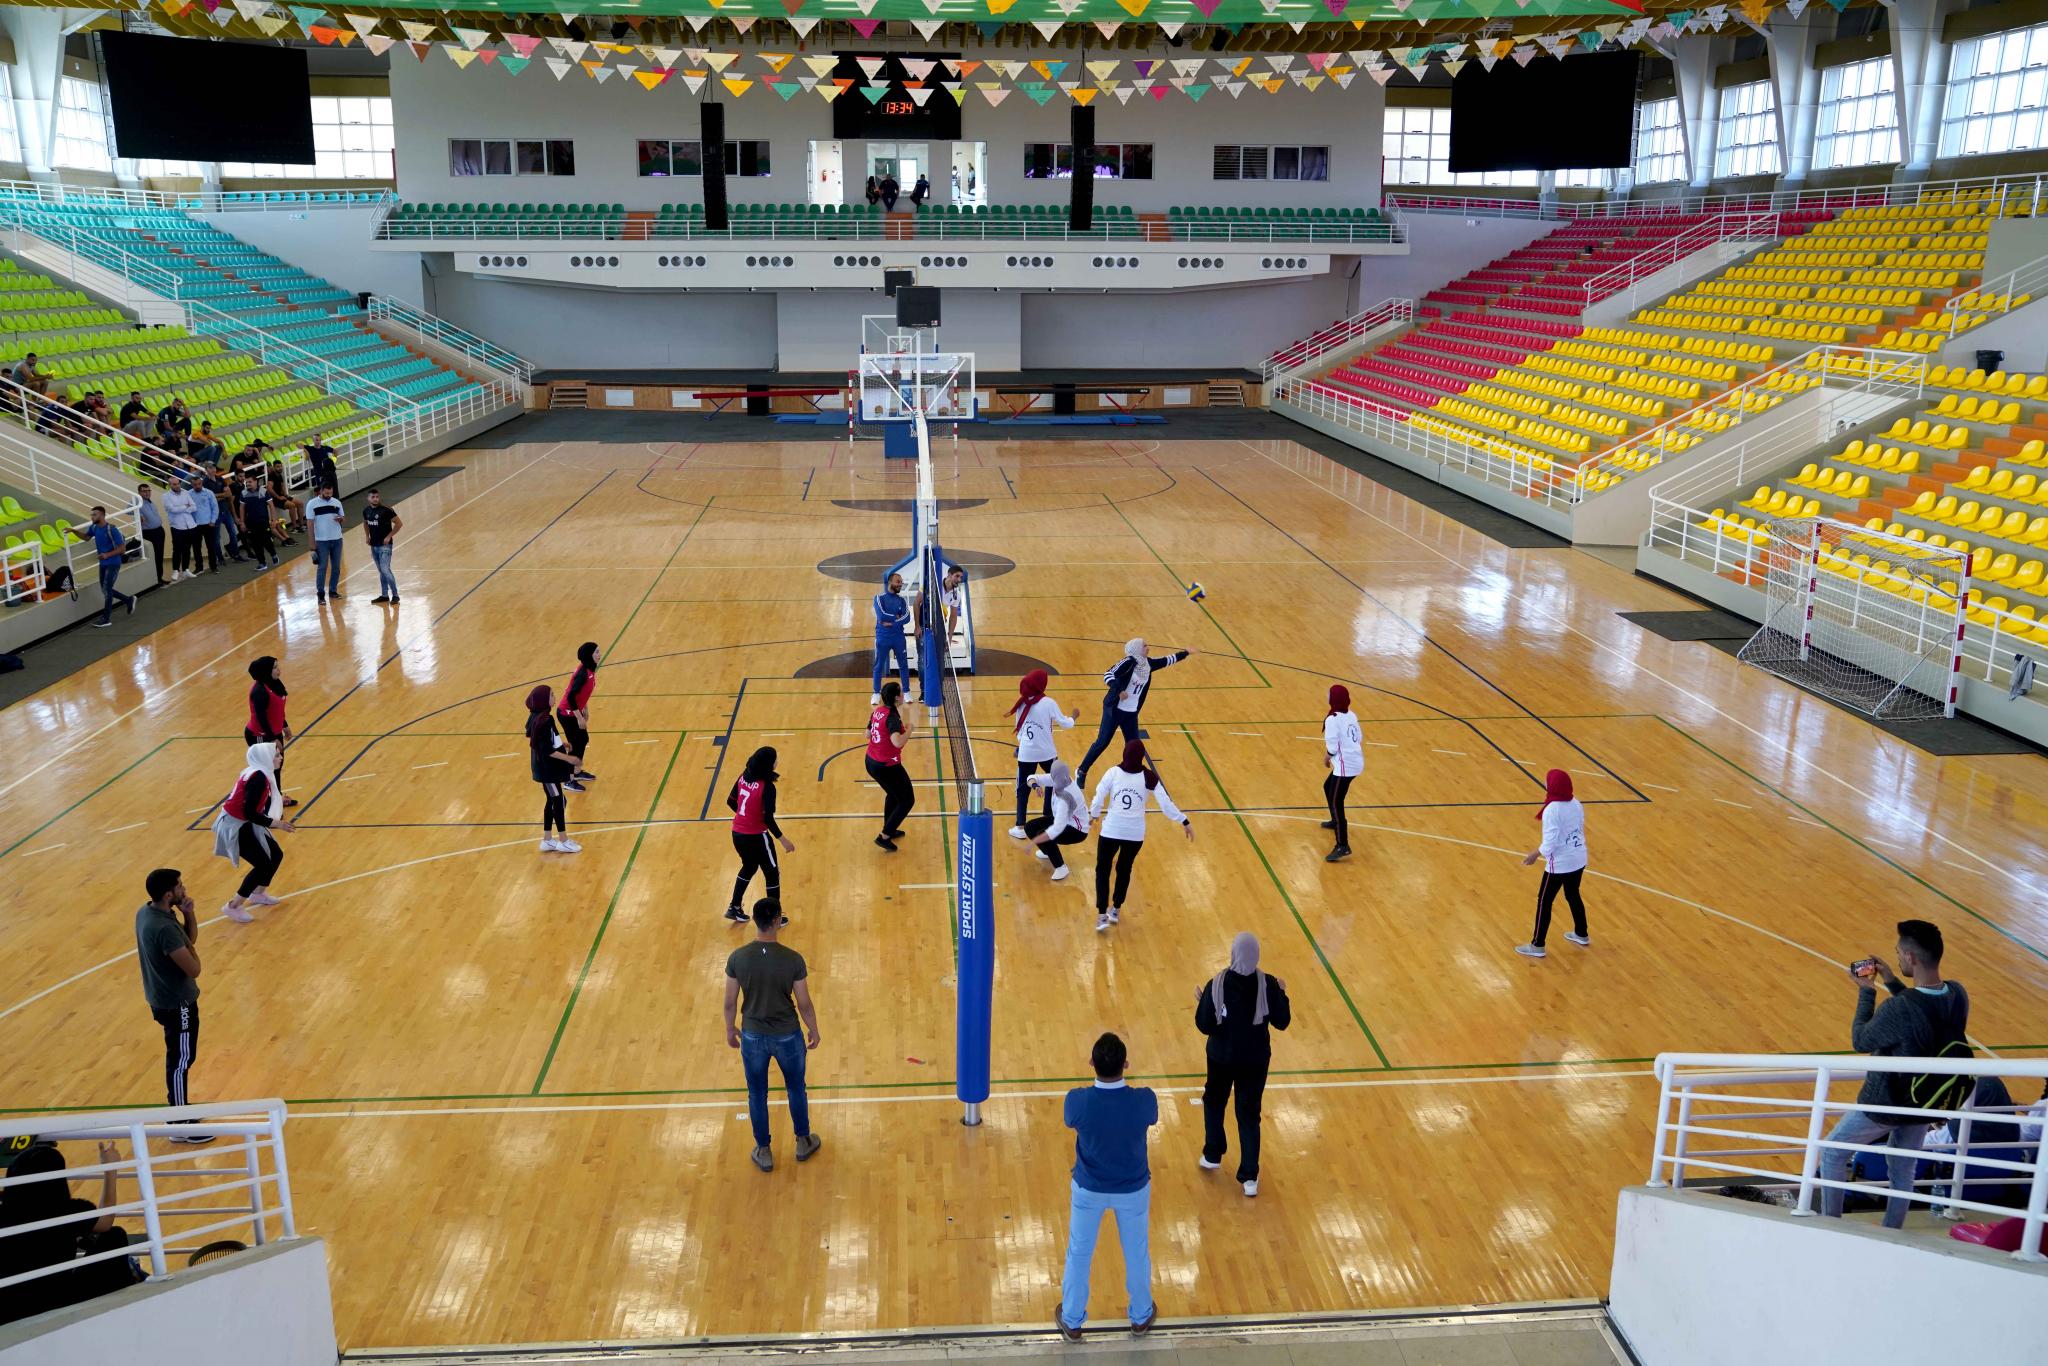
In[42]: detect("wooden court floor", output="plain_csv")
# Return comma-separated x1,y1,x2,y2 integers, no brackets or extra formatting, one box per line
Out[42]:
1,431,2045,1349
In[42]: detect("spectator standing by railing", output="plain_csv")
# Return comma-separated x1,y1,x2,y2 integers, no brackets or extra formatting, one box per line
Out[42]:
1055,1032,1158,1340
237,471,279,569
306,484,345,603
302,434,337,495
162,476,198,582
1817,919,1970,1229
67,506,134,628
192,473,223,574
135,483,166,586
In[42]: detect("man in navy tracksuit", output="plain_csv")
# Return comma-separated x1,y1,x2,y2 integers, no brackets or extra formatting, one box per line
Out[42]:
870,571,911,704
1077,639,1192,786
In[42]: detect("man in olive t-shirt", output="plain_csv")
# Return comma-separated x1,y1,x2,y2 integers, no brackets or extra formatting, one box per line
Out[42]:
723,899,822,1172
135,868,209,1141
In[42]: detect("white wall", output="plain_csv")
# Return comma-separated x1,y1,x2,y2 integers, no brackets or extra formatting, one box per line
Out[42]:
423,267,778,369
1353,214,1554,304
1022,275,1353,369
198,207,426,307
389,48,1384,214
1609,1187,2048,1366
777,288,1021,371
0,1238,335,1366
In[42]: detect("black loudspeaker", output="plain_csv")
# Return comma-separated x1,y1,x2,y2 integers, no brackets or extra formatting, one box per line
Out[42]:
1069,106,1095,232
355,290,371,310
701,102,728,232
883,267,915,297
896,286,941,329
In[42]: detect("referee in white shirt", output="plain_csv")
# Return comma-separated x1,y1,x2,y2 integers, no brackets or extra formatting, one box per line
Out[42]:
1320,684,1363,863
1517,769,1589,959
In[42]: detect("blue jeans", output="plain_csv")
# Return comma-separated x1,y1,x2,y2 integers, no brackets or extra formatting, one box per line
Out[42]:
1059,1180,1153,1329
96,560,132,623
739,1029,810,1150
1817,1110,1929,1229
313,539,342,596
871,635,908,694
370,544,397,599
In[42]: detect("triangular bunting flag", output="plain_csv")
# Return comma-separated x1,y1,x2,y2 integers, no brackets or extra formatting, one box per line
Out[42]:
632,69,665,90
546,57,572,79
344,12,378,35
789,17,818,36
233,0,271,20
255,14,291,35
1172,57,1203,77
1112,86,1136,103
850,18,881,37
1023,84,1056,105
500,55,531,76
475,50,499,65
705,52,738,71
861,84,890,103
506,33,542,57
940,82,962,101
803,55,838,77
1114,0,1148,15
453,26,488,49
592,66,614,84
682,73,707,93
723,77,754,96
1094,21,1120,39
908,87,935,105
759,52,793,71
287,5,325,27
444,44,477,67
911,20,943,37
1159,20,1183,36
732,18,757,33
1072,87,1098,105
1367,64,1394,85
407,41,430,61
1185,83,1210,100
773,79,802,100
1032,22,1063,41
1088,60,1119,81
902,58,935,79
980,85,1010,106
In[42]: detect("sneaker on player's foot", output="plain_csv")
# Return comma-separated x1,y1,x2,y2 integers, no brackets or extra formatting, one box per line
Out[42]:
221,900,254,923
1053,1312,1082,1343
245,889,280,907
564,779,588,793
1034,848,1049,860
1107,908,1121,925
166,1132,216,1146
875,834,897,852
92,619,112,627
1008,825,1027,839
540,838,562,853
1319,819,1335,830
869,692,880,706
281,796,298,808
882,828,904,840
723,905,749,923
1325,846,1350,862
574,770,596,782
1198,1155,1221,1171
369,596,388,604
1564,932,1590,947
1515,943,1547,959
1095,913,1112,933
1051,866,1069,882
750,1146,773,1173
1243,1180,1259,1197
795,1132,822,1162
555,838,582,853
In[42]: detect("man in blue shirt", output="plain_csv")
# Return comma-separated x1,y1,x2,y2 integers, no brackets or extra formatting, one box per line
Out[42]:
1056,1032,1158,1339
190,475,222,574
870,570,911,705
67,505,135,627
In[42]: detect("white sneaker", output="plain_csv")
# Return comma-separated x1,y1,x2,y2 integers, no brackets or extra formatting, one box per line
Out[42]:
221,899,254,923
555,838,582,853
540,838,562,852
1034,848,1049,860
1008,826,1027,839
1198,1156,1221,1171
1515,943,1547,958
245,889,280,907
1564,932,1590,947
870,692,880,705
1108,908,1121,925
1095,913,1112,932
1243,1180,1259,1197
1051,865,1069,881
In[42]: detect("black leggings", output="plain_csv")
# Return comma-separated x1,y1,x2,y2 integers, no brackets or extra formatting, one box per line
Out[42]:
1324,773,1354,848
1093,835,1143,911
1077,703,1141,780
729,829,781,910
560,715,590,772
1014,759,1052,828
235,823,282,898
867,755,915,834
538,779,566,834
1202,1056,1270,1182
1024,813,1087,869
1532,867,1588,948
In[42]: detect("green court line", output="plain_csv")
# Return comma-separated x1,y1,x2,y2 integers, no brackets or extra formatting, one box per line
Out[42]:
529,730,689,1093
1105,495,1271,689
605,499,713,659
0,739,176,861
20,1044,2044,1118
1181,731,1390,1068
1655,716,2048,966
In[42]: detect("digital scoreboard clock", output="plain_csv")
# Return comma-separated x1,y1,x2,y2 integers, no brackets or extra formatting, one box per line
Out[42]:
830,54,964,141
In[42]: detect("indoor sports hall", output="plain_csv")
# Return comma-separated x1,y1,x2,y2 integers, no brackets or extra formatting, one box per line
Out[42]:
0,3,2044,1364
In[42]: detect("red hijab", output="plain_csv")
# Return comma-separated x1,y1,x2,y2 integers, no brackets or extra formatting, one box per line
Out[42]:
1119,739,1160,789
1327,683,1350,716
1537,768,1573,820
1007,668,1049,732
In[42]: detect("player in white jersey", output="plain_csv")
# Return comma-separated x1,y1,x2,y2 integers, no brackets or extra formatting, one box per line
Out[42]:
1005,668,1075,836
1320,684,1364,863
1517,769,1589,959
1087,739,1193,933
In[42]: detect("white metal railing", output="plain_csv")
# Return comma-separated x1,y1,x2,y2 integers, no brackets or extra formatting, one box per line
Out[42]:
1935,246,2048,340
365,294,531,393
0,398,143,594
1262,297,1413,382
0,218,187,302
375,211,1406,246
1649,1053,2047,1259
1580,212,1781,310
1389,169,2048,223
0,1100,298,1308
0,178,390,214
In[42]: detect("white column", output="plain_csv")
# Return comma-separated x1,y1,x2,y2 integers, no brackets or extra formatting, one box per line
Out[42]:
1669,36,1717,190
0,9,67,176
1893,0,1955,178
1766,9,1827,186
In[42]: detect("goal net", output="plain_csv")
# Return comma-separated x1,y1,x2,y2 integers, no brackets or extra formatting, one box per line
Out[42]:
1735,516,1969,721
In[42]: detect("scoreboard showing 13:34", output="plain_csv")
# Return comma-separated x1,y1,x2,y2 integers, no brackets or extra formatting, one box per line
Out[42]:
829,52,965,142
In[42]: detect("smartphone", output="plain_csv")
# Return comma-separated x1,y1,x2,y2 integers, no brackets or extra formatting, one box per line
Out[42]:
1850,956,1881,978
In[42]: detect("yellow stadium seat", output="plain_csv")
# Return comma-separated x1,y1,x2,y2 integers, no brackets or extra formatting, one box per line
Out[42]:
1933,494,1961,520
1961,465,1990,490
1906,490,1936,514
1984,552,2020,582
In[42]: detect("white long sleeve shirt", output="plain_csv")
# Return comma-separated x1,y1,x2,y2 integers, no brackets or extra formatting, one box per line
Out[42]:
1014,695,1075,764
1029,772,1092,839
1324,710,1364,778
1090,767,1188,842
161,488,198,532
1538,798,1588,874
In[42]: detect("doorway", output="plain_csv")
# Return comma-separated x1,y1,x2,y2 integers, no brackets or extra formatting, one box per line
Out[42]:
808,140,844,206
950,142,986,206
867,142,927,206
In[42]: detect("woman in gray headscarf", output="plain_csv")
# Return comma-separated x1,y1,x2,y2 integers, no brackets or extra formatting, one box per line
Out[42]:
1193,932,1291,1197
1023,759,1090,882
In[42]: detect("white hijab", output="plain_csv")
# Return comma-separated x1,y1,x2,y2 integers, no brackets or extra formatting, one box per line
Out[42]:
238,742,283,821
1039,759,1086,826
1125,638,1150,690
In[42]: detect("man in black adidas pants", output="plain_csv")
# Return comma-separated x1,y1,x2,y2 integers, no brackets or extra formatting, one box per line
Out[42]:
135,868,212,1144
